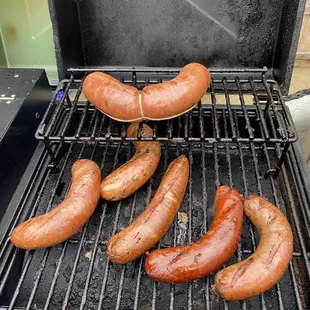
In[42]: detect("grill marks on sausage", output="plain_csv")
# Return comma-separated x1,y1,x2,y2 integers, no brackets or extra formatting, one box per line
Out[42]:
100,123,161,201
230,258,255,288
213,195,293,301
10,160,101,250
263,241,282,265
194,253,202,264
144,185,244,283
106,155,189,264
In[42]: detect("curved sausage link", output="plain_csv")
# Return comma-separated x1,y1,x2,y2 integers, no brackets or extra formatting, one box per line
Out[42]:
100,123,161,201
212,195,293,300
144,185,244,283
107,155,189,264
83,63,211,122
10,159,101,250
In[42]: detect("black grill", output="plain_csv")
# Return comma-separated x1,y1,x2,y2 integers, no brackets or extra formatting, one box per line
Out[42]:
0,69,309,310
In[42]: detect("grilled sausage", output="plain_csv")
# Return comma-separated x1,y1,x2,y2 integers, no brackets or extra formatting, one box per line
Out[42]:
212,195,293,300
83,63,211,122
144,185,243,283
107,155,189,264
100,123,161,201
10,159,101,250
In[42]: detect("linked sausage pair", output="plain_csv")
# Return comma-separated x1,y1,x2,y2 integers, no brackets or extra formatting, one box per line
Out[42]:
83,63,211,122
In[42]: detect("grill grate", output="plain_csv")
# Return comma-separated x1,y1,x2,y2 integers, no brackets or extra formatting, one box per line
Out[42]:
34,68,297,178
0,70,309,310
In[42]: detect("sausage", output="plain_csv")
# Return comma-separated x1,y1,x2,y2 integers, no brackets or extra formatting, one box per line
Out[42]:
141,63,211,120
144,185,244,283
82,63,211,122
10,159,101,250
107,155,189,264
100,123,161,201
212,195,293,300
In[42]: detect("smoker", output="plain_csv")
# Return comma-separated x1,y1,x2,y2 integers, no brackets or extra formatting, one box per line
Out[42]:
0,0,309,309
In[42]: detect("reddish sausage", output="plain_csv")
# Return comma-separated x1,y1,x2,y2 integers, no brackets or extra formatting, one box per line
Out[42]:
212,195,293,300
10,159,101,250
82,63,211,122
141,62,211,120
100,123,161,201
82,72,141,122
107,155,189,264
144,185,244,283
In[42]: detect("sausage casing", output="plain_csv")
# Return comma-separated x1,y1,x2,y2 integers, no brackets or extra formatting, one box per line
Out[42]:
144,185,244,283
10,159,101,250
100,123,161,201
107,155,189,264
213,195,293,300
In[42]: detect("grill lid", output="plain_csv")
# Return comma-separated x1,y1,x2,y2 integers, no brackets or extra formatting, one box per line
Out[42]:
48,0,306,94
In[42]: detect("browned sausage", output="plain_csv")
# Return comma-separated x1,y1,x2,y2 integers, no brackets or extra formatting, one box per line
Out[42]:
144,185,244,283
82,63,211,122
82,72,141,122
141,63,211,120
212,195,293,300
100,123,161,201
107,155,189,264
10,159,101,250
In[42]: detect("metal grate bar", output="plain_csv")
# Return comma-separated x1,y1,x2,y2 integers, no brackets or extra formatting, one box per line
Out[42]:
233,110,268,309
187,112,194,310
223,78,237,140
115,192,137,310
235,77,255,140
249,78,270,141
198,102,205,140
75,101,90,138
169,122,182,310
221,114,236,310
201,143,210,310
132,175,154,310
167,119,173,140
210,80,220,140
151,143,170,310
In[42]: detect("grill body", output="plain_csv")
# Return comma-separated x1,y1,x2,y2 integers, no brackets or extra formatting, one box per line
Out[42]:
0,70,309,309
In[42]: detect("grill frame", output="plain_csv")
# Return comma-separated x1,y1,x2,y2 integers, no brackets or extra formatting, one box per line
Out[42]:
0,70,309,309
